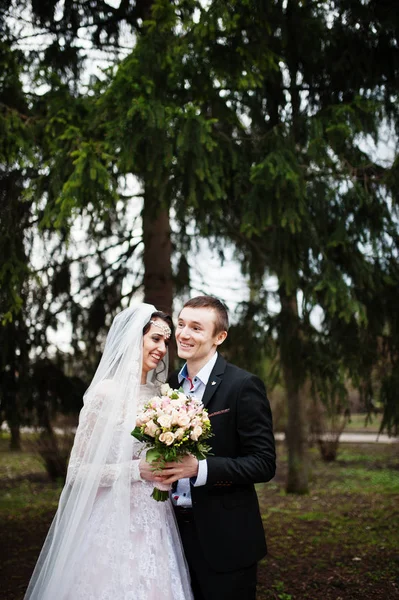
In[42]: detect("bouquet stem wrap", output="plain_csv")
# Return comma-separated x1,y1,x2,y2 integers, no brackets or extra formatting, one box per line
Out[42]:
146,448,171,501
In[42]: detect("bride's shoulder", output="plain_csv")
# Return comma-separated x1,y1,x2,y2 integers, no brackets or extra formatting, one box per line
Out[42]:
84,379,118,406
93,378,117,395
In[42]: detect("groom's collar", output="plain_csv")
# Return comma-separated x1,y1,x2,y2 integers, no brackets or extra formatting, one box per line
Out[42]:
178,352,219,386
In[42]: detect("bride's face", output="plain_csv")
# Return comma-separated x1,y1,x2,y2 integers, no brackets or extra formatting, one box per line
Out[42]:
141,319,169,377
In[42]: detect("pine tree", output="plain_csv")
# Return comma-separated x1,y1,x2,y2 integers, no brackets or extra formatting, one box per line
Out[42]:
186,0,399,491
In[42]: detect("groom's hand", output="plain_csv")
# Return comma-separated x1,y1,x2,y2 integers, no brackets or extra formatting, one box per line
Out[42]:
154,454,199,484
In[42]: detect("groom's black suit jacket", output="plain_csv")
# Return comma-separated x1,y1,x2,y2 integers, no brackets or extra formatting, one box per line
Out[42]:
169,354,276,573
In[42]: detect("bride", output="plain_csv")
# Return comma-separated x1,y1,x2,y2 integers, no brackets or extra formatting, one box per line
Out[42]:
24,304,193,600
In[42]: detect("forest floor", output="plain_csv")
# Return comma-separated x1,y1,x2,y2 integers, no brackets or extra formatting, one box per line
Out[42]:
0,435,398,600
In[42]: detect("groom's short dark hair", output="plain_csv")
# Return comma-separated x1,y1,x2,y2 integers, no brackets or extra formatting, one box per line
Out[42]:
183,296,229,334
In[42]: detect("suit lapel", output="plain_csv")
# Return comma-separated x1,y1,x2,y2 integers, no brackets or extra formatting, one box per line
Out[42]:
202,354,226,408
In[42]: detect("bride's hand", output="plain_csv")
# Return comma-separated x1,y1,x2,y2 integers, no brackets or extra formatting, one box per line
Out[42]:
138,457,163,482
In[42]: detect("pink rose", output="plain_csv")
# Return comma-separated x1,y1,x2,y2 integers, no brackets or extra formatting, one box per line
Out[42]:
150,397,161,409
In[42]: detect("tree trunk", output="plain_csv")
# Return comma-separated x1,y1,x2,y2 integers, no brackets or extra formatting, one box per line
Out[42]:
9,424,21,451
279,288,309,494
5,379,22,451
284,378,308,493
142,194,173,315
142,190,175,364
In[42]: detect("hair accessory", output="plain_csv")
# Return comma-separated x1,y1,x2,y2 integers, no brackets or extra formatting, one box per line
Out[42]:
150,320,171,339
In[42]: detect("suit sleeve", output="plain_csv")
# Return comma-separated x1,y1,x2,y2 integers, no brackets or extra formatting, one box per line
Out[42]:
206,375,276,486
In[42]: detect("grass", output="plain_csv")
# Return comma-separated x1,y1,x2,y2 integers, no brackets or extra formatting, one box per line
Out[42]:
0,435,63,523
1,433,398,599
343,412,383,433
0,438,43,478
256,441,399,599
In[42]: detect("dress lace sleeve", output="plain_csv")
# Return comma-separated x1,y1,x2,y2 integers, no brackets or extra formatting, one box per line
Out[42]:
67,381,144,487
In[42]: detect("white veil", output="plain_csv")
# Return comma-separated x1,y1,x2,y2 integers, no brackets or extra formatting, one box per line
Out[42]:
24,303,168,599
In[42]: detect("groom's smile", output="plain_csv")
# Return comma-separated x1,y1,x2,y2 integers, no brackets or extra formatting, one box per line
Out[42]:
178,341,194,350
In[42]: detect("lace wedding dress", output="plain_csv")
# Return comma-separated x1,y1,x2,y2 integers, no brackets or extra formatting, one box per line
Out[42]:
64,382,193,600
25,305,193,600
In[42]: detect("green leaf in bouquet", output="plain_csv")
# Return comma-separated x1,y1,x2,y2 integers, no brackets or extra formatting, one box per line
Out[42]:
193,442,213,460
146,447,161,463
131,427,150,443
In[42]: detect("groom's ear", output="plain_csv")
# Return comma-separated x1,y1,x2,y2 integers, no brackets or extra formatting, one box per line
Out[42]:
215,331,228,345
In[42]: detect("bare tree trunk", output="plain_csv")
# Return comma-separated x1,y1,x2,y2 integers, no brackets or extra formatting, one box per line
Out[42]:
279,288,308,494
284,373,308,493
142,191,175,364
142,196,173,314
276,2,309,494
9,424,21,451
5,378,22,451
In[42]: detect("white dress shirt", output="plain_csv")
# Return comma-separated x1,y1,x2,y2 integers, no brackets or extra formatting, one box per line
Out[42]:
171,352,218,507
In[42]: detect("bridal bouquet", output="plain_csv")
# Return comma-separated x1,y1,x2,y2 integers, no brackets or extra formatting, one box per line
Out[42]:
131,383,212,501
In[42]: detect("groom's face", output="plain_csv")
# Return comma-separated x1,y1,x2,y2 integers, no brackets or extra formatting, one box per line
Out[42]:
176,306,226,365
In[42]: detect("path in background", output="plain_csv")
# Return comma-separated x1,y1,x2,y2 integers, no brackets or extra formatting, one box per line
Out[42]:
274,432,399,443
2,425,398,444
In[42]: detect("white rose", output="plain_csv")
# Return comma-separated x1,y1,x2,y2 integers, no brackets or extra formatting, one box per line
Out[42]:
174,427,186,440
144,420,159,437
190,425,203,441
160,383,171,396
158,414,173,429
170,398,183,407
171,410,180,426
159,431,175,446
177,413,190,428
141,410,155,424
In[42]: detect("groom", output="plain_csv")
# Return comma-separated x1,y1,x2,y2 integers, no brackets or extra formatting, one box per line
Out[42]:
158,296,276,600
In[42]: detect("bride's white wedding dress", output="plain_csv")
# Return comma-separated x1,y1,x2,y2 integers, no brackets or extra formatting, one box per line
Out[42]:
24,305,192,600
65,382,193,600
